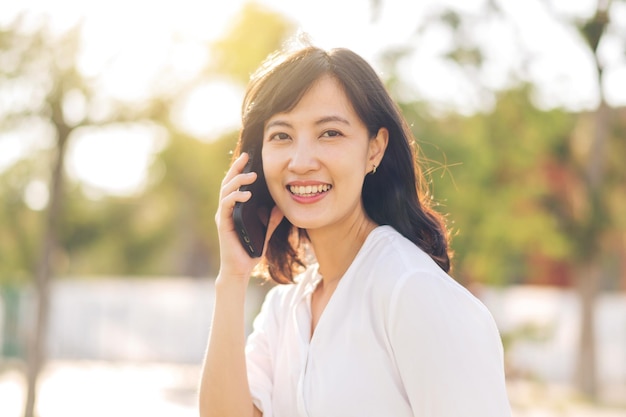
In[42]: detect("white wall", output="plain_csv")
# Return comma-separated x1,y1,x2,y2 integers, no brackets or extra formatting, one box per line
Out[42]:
481,285,626,385
24,278,267,363
11,279,626,385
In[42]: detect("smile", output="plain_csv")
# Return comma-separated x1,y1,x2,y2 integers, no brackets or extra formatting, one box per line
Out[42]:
288,184,332,197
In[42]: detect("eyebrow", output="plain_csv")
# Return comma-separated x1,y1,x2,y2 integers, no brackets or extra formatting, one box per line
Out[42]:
265,115,351,132
315,115,351,126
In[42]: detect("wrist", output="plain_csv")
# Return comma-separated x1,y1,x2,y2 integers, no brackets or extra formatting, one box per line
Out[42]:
215,272,251,291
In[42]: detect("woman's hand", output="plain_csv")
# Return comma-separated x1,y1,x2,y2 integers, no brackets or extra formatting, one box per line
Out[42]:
215,152,283,282
202,152,281,417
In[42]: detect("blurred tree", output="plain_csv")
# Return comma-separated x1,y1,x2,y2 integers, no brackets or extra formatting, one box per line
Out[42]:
0,5,293,415
399,87,576,286
379,0,626,400
210,1,295,84
0,16,165,417
563,0,621,398
0,2,296,281
0,159,42,285
139,131,237,277
0,19,84,417
139,2,295,277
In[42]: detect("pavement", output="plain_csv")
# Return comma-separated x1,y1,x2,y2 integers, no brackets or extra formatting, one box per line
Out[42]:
0,360,625,417
507,379,626,416
0,360,199,417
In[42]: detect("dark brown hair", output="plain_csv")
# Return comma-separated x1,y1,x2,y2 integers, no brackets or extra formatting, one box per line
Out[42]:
234,46,450,283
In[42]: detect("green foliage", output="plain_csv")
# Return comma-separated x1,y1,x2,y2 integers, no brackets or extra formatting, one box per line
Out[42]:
59,190,171,276
1,2,623,289
39,131,240,278
0,160,41,284
0,3,293,282
401,88,578,285
210,2,295,84
398,83,625,287
141,131,238,276
579,9,609,53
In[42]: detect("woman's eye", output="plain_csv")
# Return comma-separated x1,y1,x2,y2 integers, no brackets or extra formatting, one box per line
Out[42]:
321,130,342,138
269,132,291,141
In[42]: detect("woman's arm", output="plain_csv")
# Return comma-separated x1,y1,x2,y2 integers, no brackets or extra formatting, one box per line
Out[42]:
389,271,511,417
199,275,259,417
198,153,281,417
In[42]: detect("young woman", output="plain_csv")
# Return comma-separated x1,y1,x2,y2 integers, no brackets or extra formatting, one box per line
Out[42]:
200,45,511,417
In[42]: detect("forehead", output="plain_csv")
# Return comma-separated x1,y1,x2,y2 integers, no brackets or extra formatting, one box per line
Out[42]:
265,75,358,127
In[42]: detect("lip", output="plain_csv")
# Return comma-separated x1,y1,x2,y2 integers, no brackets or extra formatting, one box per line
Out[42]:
286,180,332,204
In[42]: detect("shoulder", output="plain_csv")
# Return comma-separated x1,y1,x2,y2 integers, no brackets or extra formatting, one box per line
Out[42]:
358,226,494,323
361,225,438,271
357,225,447,290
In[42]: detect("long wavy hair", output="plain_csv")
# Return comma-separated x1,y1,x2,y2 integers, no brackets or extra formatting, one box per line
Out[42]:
233,46,450,284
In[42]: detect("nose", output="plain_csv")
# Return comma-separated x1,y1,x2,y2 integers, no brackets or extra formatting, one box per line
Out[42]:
287,137,320,174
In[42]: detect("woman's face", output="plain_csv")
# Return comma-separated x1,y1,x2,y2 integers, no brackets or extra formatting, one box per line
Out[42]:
261,75,387,233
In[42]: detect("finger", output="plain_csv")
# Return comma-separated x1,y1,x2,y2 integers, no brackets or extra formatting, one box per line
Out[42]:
221,152,250,187
215,190,252,224
220,170,257,199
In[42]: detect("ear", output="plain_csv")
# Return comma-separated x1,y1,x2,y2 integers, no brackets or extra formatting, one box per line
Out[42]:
367,127,389,173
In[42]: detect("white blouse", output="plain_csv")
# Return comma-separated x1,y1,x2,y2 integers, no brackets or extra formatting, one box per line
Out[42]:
245,226,511,417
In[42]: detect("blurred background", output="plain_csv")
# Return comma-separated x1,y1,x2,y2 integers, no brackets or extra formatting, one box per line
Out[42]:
0,0,625,416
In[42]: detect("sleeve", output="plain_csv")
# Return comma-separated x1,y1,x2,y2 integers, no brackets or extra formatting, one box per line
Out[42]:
245,285,283,417
388,271,512,417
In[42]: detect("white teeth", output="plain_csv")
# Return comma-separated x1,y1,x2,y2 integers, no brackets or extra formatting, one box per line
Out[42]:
289,184,331,196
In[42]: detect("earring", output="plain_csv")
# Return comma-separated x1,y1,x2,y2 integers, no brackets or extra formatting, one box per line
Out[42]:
372,164,377,174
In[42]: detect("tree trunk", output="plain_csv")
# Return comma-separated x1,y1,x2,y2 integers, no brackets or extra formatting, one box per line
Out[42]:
23,135,68,417
575,261,602,399
571,0,612,394
573,69,610,398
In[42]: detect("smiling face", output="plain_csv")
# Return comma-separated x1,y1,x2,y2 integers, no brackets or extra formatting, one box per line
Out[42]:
262,75,387,234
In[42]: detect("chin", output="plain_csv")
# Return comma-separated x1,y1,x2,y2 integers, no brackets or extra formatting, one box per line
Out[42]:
283,215,325,230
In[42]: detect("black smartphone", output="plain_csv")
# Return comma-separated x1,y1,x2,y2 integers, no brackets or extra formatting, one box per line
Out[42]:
233,151,274,258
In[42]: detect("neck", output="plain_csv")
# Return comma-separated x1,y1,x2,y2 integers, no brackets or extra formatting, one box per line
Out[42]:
308,214,378,286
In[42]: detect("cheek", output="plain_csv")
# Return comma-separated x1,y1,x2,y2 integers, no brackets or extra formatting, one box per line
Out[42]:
261,152,283,196
340,147,371,177
334,157,368,190
262,149,276,174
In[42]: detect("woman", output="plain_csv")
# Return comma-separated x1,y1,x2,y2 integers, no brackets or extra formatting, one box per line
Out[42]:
200,45,511,417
